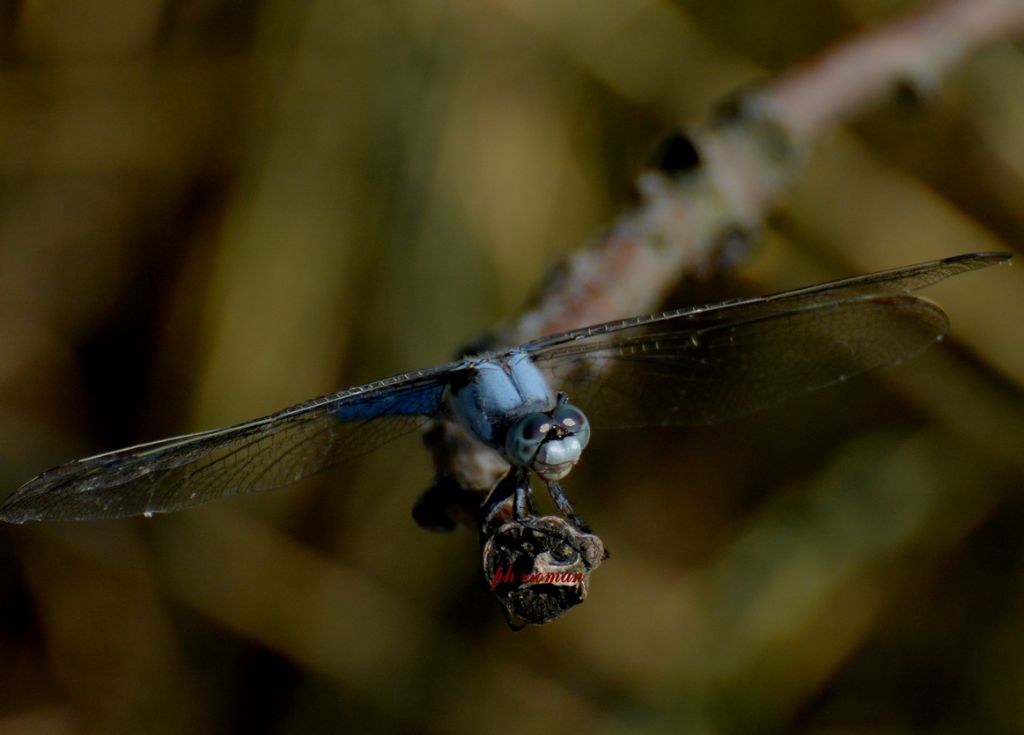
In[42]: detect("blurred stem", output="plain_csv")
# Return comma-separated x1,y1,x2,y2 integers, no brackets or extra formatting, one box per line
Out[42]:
485,0,1024,347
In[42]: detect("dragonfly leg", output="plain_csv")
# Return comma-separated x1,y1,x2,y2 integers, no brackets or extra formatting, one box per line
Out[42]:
546,481,589,531
513,467,536,519
480,466,537,534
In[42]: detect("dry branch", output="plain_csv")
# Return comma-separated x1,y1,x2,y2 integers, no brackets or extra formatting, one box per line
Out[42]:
482,0,1024,348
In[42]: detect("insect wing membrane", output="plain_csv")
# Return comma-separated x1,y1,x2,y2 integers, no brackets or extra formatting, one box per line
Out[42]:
523,253,1007,428
0,370,452,522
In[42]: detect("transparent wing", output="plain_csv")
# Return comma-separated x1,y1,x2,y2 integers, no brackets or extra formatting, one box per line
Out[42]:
0,366,457,522
523,252,1008,353
531,295,946,428
525,253,1008,428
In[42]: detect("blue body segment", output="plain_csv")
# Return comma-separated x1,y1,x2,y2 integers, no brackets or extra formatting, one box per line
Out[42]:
329,350,556,459
446,351,555,450
331,382,447,421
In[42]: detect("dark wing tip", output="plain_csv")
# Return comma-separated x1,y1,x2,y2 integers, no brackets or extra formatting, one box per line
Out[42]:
945,251,1013,268
0,457,130,524
0,481,45,524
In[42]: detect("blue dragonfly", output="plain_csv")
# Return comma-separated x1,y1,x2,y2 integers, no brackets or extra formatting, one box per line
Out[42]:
0,252,1009,624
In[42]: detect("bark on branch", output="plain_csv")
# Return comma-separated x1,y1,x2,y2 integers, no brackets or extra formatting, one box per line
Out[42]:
481,0,1024,348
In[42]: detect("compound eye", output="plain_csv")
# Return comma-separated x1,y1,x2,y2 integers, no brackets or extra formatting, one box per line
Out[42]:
520,413,552,441
551,404,591,449
505,413,552,466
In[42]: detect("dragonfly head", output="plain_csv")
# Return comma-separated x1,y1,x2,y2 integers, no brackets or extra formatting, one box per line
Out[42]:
505,402,591,481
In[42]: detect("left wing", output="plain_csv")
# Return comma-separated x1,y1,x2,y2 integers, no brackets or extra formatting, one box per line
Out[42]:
0,367,455,522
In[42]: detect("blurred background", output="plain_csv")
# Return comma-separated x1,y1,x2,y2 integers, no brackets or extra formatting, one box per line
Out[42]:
1,0,1023,733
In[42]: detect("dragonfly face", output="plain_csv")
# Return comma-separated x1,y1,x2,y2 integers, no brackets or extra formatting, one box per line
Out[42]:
0,252,1011,625
504,400,591,481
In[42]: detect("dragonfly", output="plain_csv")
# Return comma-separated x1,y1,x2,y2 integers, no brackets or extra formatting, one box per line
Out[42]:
0,252,1010,626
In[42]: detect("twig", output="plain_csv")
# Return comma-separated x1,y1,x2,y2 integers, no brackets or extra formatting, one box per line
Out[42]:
480,0,1024,349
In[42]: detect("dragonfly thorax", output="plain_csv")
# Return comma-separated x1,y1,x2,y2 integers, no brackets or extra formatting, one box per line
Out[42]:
444,350,592,480
445,350,555,450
